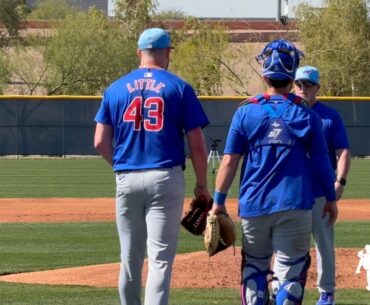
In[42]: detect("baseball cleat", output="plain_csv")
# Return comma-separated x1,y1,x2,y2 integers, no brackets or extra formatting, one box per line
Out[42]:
316,292,335,305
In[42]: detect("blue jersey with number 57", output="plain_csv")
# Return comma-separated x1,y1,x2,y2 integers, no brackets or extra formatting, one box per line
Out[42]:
94,68,209,172
224,94,336,217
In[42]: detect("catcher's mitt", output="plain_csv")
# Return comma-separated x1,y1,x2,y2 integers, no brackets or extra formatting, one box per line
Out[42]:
181,197,213,236
204,212,236,257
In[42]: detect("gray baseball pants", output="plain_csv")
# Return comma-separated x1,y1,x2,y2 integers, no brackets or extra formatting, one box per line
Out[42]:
241,210,312,304
312,196,335,293
115,166,185,305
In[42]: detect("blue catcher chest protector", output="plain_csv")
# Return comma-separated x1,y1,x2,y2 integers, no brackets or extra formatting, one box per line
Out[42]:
242,93,303,150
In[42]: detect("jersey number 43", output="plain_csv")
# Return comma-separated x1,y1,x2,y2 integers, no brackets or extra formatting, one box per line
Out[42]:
123,96,164,131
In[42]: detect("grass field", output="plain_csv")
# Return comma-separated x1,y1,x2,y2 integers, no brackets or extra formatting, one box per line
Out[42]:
0,157,369,305
0,157,369,198
1,284,369,305
0,221,369,275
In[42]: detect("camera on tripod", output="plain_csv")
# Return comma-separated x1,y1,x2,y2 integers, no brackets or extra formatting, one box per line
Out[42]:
208,136,222,192
210,137,221,150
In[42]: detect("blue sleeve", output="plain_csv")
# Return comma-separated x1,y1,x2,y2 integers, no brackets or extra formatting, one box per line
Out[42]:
308,112,336,201
307,110,328,155
310,154,336,201
182,84,209,132
224,108,248,154
332,110,350,149
94,91,112,125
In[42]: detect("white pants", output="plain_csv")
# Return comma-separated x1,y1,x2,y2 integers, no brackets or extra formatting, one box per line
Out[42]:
312,196,335,293
115,166,185,305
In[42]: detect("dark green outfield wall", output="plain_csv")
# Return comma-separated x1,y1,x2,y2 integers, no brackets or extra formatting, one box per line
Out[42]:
0,96,369,156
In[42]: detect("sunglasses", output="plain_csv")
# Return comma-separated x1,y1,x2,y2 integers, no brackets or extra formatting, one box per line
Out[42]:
294,80,316,88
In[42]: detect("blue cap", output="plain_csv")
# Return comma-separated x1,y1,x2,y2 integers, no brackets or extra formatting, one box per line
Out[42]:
295,66,320,84
138,28,172,50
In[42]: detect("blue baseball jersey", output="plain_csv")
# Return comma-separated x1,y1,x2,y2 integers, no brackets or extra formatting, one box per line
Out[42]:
311,101,350,197
224,94,336,217
95,68,209,171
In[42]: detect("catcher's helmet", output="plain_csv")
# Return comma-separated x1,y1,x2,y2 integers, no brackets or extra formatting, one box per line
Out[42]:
256,39,304,80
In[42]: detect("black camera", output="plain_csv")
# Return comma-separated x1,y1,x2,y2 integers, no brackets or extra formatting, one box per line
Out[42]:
210,137,221,150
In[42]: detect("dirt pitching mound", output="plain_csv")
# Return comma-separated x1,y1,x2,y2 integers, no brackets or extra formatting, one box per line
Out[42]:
0,198,369,290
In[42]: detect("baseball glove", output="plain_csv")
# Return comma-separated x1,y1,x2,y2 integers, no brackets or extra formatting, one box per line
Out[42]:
204,212,236,257
181,197,213,236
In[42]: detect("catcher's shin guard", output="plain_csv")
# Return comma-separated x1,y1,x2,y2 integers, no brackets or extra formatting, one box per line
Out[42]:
240,263,271,305
272,253,311,305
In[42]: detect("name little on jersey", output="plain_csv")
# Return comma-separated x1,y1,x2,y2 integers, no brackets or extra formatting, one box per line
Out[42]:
127,79,166,94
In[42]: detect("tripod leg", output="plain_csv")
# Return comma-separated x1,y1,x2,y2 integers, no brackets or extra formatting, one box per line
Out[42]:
212,152,216,193
207,150,213,163
207,150,218,193
215,151,222,164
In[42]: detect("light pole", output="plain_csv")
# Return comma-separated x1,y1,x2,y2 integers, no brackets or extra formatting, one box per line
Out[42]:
277,0,289,26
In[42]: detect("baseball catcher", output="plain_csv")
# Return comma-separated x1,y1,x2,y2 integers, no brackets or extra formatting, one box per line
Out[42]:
204,212,236,256
181,197,214,235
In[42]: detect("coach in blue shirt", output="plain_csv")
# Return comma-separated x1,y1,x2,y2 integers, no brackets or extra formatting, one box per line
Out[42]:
294,66,351,305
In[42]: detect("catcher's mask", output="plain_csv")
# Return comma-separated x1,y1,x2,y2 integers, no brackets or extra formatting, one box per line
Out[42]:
256,39,304,80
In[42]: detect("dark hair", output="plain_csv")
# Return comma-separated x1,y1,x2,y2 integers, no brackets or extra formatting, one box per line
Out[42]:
268,77,292,88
